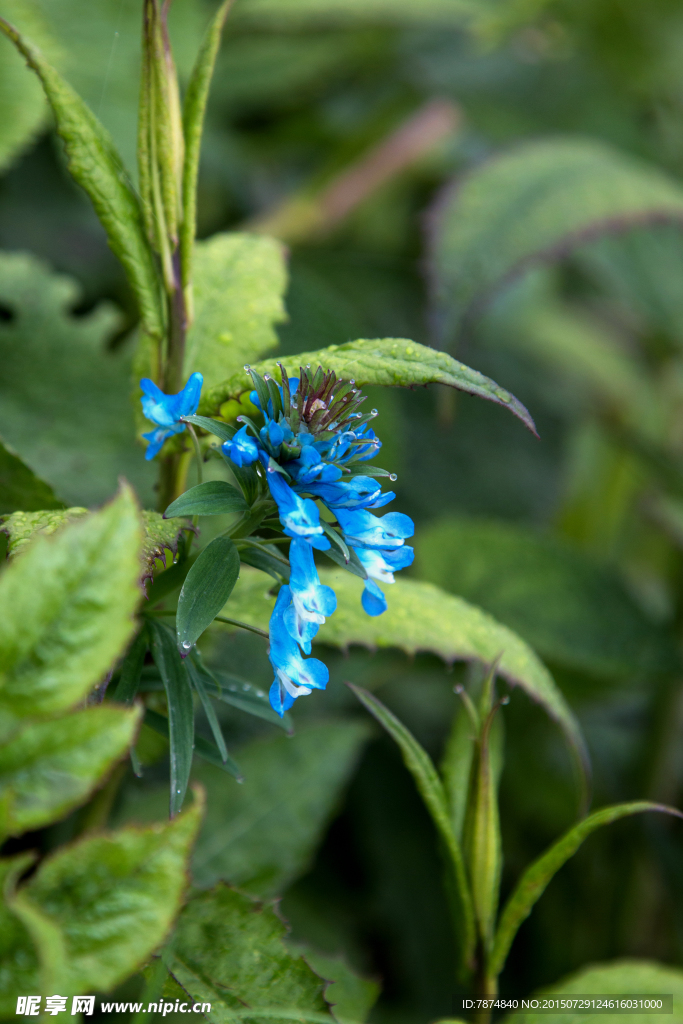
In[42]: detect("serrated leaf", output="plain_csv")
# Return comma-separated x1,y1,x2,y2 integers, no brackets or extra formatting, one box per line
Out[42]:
415,517,681,680
226,567,590,798
177,536,241,649
0,854,39,1012
148,621,195,817
165,481,249,518
190,721,369,896
490,802,683,978
0,18,163,339
181,1,234,296
0,437,64,515
200,337,536,435
298,947,379,1024
181,232,287,390
0,705,141,840
2,506,184,575
168,884,333,1021
506,960,683,1024
0,487,142,740
1,798,202,1005
348,685,476,971
141,511,186,569
0,252,155,508
429,137,683,336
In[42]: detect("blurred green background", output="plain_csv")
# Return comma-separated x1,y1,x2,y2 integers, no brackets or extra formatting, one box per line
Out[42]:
6,0,683,1020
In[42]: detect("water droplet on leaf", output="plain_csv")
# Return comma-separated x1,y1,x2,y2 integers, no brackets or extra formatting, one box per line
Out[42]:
389,473,397,481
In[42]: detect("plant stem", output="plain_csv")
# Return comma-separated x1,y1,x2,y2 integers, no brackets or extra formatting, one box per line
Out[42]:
214,615,269,639
186,423,203,486
474,962,498,1024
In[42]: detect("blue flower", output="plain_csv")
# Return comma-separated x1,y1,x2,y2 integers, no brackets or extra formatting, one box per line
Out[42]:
140,372,203,460
268,585,329,715
335,508,414,549
354,545,414,617
303,476,395,510
288,446,343,485
267,467,330,550
283,538,337,653
221,424,259,467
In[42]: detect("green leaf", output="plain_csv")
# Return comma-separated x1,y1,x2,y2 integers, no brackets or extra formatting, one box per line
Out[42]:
183,414,237,443
2,506,184,576
0,1,56,172
238,544,290,583
430,137,683,336
506,960,683,1024
297,948,379,1024
186,655,229,763
0,437,64,515
205,670,293,732
490,801,683,978
0,487,142,740
165,481,249,518
181,1,234,295
148,621,195,817
201,337,536,435
177,536,241,649
0,704,141,840
144,708,242,781
190,721,369,896
415,517,681,680
167,884,333,1021
226,567,590,798
141,511,186,570
4,797,202,1003
113,631,148,705
0,854,40,1012
348,684,476,972
0,19,163,339
0,252,155,508
181,232,287,391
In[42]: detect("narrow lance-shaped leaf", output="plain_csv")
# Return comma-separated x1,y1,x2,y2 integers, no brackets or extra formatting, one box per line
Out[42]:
165,481,248,518
0,18,163,338
199,337,537,435
182,414,236,443
144,708,241,781
180,0,234,304
148,620,195,816
113,631,148,705
176,535,241,650
185,655,229,763
204,670,294,733
347,683,476,973
489,801,683,978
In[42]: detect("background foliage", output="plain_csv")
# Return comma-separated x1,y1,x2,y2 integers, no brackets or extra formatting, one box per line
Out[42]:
5,0,683,1021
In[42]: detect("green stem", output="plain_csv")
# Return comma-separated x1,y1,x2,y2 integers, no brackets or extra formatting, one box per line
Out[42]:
214,615,269,639
186,422,203,486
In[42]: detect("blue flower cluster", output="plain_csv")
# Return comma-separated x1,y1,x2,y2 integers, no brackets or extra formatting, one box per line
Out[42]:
140,372,203,459
222,365,414,716
139,365,414,717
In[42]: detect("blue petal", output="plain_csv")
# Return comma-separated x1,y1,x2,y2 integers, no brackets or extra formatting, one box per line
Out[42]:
268,586,330,711
361,578,387,616
303,476,391,511
222,424,259,467
267,469,330,548
336,508,414,549
177,372,204,417
140,373,203,428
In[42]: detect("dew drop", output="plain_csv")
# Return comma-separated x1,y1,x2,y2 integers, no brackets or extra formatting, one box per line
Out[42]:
180,640,192,651
244,364,251,371
370,409,378,416
242,684,250,691
306,363,311,368
264,373,271,380
389,473,397,481
349,379,355,385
